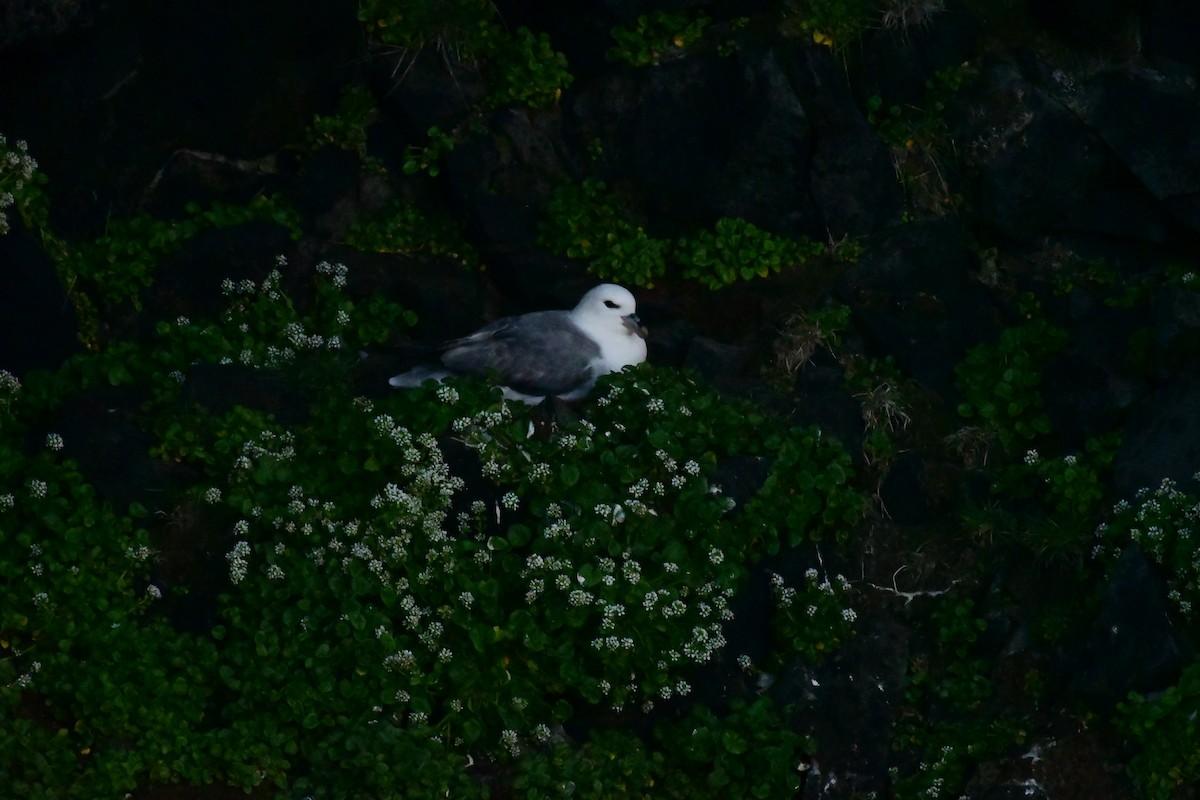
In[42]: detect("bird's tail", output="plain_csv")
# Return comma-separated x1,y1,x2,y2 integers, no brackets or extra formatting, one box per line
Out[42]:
388,366,452,388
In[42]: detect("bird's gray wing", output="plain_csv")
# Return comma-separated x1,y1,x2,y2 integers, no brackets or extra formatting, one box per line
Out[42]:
440,310,601,398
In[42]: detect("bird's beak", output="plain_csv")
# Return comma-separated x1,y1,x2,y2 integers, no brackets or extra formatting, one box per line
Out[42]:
623,313,648,339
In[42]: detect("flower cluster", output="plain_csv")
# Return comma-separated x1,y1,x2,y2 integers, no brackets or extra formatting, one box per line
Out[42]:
768,566,857,661
1094,476,1200,618
0,369,19,411
0,135,39,235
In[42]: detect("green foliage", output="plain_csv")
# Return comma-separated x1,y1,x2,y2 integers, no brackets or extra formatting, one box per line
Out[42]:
891,595,1025,799
867,65,969,150
1165,263,1200,291
479,23,573,110
607,10,711,67
979,433,1121,563
864,63,972,217
1094,476,1200,621
57,195,302,345
1117,659,1200,800
345,197,479,267
539,179,670,287
955,297,1067,448
650,698,809,798
540,181,840,289
865,93,907,148
1,247,865,795
768,568,857,661
930,596,986,661
1028,435,1120,520
782,0,873,47
402,125,456,177
142,256,414,411
515,697,809,799
358,0,572,111
0,402,214,798
744,422,864,549
357,0,485,45
306,83,380,164
676,217,824,290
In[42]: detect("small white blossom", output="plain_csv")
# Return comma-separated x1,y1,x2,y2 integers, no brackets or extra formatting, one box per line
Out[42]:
226,541,251,585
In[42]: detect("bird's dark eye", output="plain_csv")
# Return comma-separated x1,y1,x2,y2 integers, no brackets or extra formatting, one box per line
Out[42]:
604,300,619,309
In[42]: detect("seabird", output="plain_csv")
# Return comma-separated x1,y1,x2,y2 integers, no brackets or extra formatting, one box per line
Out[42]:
389,284,648,403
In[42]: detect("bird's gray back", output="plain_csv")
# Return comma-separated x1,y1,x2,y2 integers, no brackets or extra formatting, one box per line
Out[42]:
440,310,602,398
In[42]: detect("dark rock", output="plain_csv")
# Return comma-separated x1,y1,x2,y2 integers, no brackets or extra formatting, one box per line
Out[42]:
954,57,1115,242
682,336,751,386
0,11,144,237
55,386,174,511
448,108,574,252
1071,544,1189,701
979,784,1051,800
1143,0,1200,67
0,221,81,377
835,219,999,401
790,46,904,239
139,149,287,220
699,49,822,237
1153,287,1200,374
1114,363,1200,496
568,49,824,238
289,147,363,237
128,0,359,157
479,251,601,318
568,55,748,232
0,0,359,235
790,352,865,456
781,614,909,798
1041,353,1127,447
879,451,930,525
147,499,232,636
147,220,294,324
639,316,693,371
1061,185,1174,244
0,0,101,49
854,2,981,111
1027,0,1141,48
183,363,310,426
1041,286,1147,446
709,454,771,520
1064,62,1200,235
369,43,486,135
470,192,543,253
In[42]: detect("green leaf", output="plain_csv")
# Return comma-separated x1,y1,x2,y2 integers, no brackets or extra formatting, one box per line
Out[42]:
560,463,580,486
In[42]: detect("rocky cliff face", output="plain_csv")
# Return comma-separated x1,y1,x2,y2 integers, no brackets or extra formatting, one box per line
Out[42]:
2,1,1199,797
